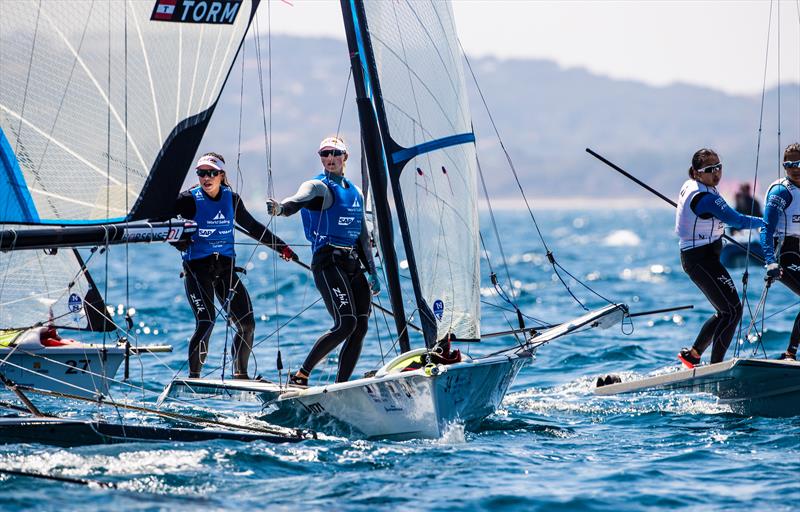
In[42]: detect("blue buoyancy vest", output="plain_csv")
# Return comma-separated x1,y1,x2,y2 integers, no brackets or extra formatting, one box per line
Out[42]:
184,185,236,261
301,173,363,253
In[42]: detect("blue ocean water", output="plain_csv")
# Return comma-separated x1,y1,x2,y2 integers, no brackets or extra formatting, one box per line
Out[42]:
2,207,800,511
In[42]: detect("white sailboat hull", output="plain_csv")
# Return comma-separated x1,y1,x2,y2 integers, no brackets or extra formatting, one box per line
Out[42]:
594,358,800,417
0,346,126,398
268,354,529,439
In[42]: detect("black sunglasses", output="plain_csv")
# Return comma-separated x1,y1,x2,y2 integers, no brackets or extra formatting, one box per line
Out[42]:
196,169,223,178
783,160,800,169
696,163,722,174
318,149,345,157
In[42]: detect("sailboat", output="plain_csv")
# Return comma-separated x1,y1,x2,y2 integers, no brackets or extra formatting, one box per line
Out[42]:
0,2,258,399
162,0,629,440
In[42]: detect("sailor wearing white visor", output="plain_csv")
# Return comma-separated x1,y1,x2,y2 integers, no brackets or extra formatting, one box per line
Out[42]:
173,152,297,380
267,136,379,387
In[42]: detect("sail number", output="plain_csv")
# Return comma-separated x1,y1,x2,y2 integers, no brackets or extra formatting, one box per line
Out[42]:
65,359,91,374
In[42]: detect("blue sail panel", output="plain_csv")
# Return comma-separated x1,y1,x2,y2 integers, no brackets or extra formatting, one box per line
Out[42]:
0,127,39,223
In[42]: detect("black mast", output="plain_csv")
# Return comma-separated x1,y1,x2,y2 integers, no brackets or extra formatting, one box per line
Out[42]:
341,0,410,352
340,0,438,348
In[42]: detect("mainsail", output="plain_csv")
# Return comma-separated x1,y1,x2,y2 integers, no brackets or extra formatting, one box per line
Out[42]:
0,0,260,331
341,0,480,346
0,0,258,223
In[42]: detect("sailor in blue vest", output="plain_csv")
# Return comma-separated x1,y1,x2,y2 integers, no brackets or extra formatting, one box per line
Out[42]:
675,148,764,368
267,137,380,386
760,143,800,360
175,152,297,379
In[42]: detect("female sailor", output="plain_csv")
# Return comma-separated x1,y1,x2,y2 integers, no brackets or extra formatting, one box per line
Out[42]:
676,148,764,368
175,152,296,379
267,136,380,386
759,143,800,360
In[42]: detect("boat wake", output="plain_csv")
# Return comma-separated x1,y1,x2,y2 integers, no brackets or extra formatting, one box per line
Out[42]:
505,374,732,418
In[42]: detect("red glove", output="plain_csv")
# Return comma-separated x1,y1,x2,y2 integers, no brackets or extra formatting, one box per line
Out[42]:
281,246,297,261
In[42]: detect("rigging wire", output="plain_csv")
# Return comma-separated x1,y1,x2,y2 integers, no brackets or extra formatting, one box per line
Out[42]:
459,40,615,312
735,0,775,357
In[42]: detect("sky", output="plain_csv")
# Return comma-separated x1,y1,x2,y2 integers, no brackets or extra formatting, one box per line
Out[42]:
262,0,800,96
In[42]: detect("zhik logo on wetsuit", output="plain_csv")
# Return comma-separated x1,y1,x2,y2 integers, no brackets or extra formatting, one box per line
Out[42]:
717,275,735,292
793,215,800,223
189,293,205,313
788,264,800,273
198,228,216,238
338,217,355,226
151,0,242,25
332,287,349,309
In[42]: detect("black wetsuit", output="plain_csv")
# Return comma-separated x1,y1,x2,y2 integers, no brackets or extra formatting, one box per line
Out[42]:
278,176,375,382
175,190,288,378
681,239,742,363
773,237,800,353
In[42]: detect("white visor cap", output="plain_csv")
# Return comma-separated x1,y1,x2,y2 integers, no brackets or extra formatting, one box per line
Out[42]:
318,137,348,154
195,154,226,172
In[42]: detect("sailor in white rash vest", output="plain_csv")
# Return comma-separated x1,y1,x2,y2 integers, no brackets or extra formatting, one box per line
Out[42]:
266,136,380,386
759,143,800,360
675,148,764,368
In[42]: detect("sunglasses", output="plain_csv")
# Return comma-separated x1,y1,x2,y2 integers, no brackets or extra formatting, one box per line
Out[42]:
783,160,800,169
696,163,722,174
196,169,223,178
318,149,345,157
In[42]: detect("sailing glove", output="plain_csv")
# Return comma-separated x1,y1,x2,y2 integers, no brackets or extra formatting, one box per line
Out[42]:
766,262,782,281
281,246,298,262
368,272,381,295
266,199,283,216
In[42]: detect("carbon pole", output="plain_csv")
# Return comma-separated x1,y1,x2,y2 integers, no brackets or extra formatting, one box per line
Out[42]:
586,148,765,264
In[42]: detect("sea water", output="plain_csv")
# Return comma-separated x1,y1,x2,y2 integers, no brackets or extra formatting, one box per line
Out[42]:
2,207,799,511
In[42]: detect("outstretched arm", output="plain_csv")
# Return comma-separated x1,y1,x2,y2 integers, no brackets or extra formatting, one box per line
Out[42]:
269,180,332,216
693,193,764,230
760,185,793,265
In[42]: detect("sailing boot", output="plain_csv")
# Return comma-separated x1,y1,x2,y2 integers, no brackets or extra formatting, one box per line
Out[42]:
678,347,701,369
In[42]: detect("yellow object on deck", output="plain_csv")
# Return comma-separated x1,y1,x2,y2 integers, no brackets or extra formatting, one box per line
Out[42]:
0,330,23,348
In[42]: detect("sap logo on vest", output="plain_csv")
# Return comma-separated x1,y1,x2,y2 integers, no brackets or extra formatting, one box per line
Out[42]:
198,228,216,238
150,0,241,25
338,217,355,226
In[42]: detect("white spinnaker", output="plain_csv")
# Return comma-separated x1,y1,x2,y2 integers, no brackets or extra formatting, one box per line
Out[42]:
362,0,480,340
0,1,254,223
0,249,102,331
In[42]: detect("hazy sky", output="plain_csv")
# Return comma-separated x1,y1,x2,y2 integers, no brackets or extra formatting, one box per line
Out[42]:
262,0,800,96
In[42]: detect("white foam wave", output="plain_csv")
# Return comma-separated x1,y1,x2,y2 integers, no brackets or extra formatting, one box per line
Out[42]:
603,229,641,247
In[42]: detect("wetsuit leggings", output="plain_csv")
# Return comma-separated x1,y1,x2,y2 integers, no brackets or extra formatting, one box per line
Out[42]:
775,236,800,353
301,248,371,382
681,240,742,363
183,255,255,378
